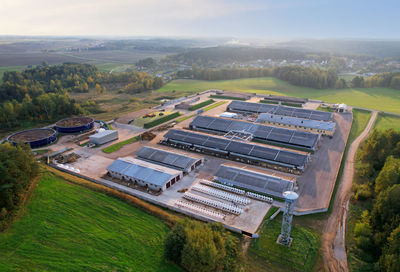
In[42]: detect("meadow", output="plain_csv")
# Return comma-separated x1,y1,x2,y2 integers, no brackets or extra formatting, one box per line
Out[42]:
0,171,181,272
158,78,400,114
373,113,400,131
248,214,320,272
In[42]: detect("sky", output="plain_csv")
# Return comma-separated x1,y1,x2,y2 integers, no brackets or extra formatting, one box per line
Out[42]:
0,0,399,39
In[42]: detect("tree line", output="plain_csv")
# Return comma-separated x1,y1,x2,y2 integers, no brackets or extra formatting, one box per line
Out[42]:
351,72,400,90
164,220,243,272
177,66,341,89
351,129,400,271
0,143,38,230
0,63,164,128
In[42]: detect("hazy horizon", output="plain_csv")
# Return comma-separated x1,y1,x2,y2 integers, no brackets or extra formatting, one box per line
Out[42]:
1,0,399,39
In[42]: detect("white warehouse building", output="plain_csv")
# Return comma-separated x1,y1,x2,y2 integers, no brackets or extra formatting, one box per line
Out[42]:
106,157,183,191
90,130,118,145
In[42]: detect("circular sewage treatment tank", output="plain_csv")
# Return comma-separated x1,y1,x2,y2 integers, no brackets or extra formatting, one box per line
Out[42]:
7,128,57,149
55,116,94,133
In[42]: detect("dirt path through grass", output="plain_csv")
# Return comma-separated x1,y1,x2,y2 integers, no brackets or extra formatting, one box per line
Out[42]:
321,110,377,272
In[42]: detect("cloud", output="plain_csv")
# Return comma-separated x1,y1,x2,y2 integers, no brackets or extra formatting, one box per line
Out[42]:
0,0,268,35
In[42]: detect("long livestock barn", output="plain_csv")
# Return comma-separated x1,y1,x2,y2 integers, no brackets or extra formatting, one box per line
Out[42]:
136,146,203,174
106,157,183,191
227,101,333,121
189,115,320,151
161,129,310,174
214,164,294,198
257,113,336,137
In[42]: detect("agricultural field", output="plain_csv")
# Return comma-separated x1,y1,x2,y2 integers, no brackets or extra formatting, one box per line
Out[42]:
373,113,400,131
0,171,181,272
248,214,320,272
158,78,400,114
131,111,174,127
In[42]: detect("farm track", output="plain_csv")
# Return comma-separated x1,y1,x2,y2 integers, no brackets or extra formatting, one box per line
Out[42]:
321,110,377,272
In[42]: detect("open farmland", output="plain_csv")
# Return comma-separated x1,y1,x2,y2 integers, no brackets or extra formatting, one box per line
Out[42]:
374,113,400,131
157,78,400,114
0,171,181,272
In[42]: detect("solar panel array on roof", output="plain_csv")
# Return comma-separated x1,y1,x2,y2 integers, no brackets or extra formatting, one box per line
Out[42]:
163,129,309,169
257,113,336,132
106,158,176,187
227,101,333,121
136,146,200,172
189,115,319,150
214,165,294,198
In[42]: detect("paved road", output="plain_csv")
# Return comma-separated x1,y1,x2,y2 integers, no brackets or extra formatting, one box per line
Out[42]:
321,110,377,272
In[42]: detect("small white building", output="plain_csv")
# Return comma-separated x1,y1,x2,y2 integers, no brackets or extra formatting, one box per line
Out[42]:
219,112,238,119
337,104,347,113
90,130,118,145
106,157,183,191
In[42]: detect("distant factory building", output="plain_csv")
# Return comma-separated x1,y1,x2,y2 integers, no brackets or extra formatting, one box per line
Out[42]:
106,157,183,191
257,113,336,137
136,146,203,174
214,164,294,198
89,130,118,145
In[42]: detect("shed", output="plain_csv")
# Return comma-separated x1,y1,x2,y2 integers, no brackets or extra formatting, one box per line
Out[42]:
136,146,203,174
90,130,118,145
106,157,183,191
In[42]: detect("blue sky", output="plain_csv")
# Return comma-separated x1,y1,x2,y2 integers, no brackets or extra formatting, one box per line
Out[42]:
0,0,399,39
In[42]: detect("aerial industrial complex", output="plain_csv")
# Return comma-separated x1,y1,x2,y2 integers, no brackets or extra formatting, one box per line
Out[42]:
9,91,352,236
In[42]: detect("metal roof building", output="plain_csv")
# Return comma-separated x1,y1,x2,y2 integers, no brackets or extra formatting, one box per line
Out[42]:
162,129,310,174
257,113,336,136
214,164,294,198
106,157,183,191
89,130,118,145
136,146,203,174
227,101,333,121
189,115,320,150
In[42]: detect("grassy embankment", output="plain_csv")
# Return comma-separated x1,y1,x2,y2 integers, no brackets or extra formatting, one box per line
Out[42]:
247,214,320,272
102,135,140,154
0,169,181,272
158,78,400,114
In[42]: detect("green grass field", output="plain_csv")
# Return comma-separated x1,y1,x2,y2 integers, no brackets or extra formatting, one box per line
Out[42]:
157,78,400,114
374,113,400,131
203,101,227,111
102,135,140,154
248,215,320,272
348,109,372,143
131,111,174,127
0,171,181,272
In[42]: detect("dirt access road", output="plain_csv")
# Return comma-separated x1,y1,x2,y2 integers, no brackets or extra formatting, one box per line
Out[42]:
322,110,377,271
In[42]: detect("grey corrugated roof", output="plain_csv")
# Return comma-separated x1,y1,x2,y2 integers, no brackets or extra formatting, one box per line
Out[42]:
106,158,178,187
90,130,117,139
189,115,319,149
136,146,199,171
214,164,294,198
256,113,335,132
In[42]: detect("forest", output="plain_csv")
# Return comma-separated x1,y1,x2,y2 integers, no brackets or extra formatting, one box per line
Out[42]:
0,143,38,230
177,66,341,89
0,63,163,128
164,219,243,272
351,129,400,271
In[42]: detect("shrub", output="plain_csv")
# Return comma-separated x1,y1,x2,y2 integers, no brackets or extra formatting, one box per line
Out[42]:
188,99,215,111
209,95,246,101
